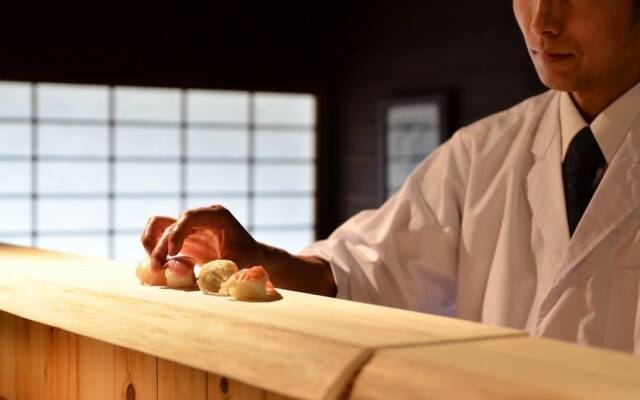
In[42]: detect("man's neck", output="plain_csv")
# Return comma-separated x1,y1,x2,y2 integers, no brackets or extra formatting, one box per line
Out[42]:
571,73,640,123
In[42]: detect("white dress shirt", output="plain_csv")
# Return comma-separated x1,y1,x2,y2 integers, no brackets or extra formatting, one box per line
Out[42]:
561,81,640,164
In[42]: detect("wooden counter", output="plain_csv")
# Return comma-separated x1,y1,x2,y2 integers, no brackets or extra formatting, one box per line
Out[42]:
349,336,640,399
0,243,639,399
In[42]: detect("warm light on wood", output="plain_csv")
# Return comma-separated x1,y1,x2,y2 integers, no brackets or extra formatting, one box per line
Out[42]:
1,244,639,399
350,336,640,399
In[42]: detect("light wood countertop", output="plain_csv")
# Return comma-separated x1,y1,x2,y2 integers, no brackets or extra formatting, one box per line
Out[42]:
0,244,519,400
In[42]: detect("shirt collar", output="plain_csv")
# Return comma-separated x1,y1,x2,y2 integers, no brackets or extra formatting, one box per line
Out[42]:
560,81,640,164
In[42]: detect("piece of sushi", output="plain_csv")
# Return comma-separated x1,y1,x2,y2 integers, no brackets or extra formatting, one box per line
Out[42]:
164,256,197,288
136,256,167,286
197,259,239,294
219,266,282,301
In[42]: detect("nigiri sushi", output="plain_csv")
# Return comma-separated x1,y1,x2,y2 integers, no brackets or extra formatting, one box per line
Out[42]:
136,256,167,286
219,266,282,301
164,256,197,288
197,259,238,294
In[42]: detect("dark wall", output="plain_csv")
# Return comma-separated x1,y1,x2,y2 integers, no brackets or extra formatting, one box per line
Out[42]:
0,2,349,91
324,1,546,231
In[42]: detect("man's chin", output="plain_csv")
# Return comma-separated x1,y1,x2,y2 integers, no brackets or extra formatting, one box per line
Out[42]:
536,72,579,92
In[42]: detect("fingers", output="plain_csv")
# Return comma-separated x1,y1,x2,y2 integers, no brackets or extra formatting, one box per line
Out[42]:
144,205,238,270
167,205,231,257
149,222,175,271
141,216,176,255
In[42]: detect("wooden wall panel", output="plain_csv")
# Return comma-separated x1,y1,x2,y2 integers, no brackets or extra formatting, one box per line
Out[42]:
2,311,298,400
77,336,115,400
17,319,51,399
0,311,18,399
206,374,295,400
0,315,78,400
115,348,157,400
158,359,207,400
45,327,78,399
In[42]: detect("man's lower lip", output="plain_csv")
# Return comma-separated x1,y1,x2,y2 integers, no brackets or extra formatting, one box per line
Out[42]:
533,51,572,61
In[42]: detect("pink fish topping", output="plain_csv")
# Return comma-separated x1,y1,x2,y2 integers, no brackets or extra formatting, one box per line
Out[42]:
164,256,196,276
235,265,269,283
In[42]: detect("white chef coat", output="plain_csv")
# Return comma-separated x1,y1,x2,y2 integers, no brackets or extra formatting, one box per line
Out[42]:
301,82,640,354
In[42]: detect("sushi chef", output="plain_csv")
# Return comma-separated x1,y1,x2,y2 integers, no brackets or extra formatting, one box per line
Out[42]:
143,0,640,354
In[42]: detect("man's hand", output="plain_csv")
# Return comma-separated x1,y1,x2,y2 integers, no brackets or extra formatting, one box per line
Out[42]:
141,205,264,271
141,204,337,297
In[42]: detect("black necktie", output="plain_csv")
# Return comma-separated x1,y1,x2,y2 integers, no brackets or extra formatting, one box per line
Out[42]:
562,126,605,236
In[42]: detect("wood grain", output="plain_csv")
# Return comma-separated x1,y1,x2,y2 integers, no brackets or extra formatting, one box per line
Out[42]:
45,327,78,399
0,311,18,399
206,374,296,400
0,313,76,400
3,311,295,400
17,319,52,399
0,244,518,348
349,336,640,400
0,244,516,400
78,336,115,400
158,359,207,400
115,348,158,400
3,245,640,400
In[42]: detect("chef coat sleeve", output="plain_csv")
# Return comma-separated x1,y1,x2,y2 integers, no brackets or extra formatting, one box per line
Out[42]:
300,130,470,316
